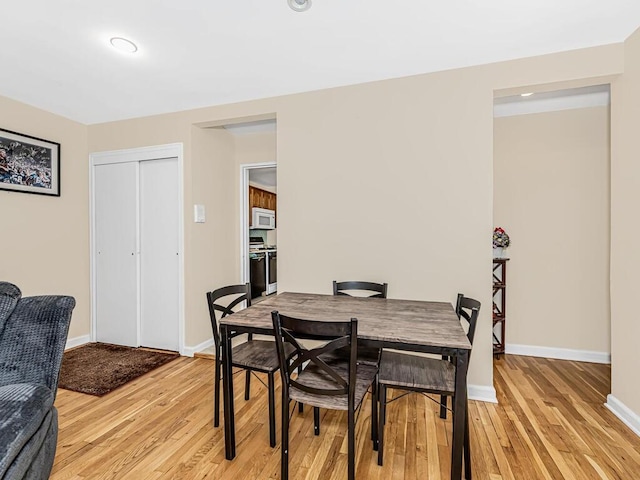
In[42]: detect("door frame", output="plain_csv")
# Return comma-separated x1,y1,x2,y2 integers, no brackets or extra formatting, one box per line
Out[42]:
89,143,185,354
239,162,277,284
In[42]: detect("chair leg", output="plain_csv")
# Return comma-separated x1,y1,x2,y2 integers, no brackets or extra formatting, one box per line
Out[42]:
314,407,320,435
378,384,386,466
214,357,221,427
281,395,290,480
348,403,355,480
440,394,448,419
464,400,472,479
268,372,276,448
244,370,251,400
297,364,304,413
371,380,378,450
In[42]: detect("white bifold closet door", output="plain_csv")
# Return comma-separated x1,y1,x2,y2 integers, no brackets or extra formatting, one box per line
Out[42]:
95,162,138,347
139,158,179,351
94,157,179,351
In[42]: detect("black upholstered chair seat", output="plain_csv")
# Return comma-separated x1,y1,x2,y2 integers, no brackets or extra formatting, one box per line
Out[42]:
378,351,455,394
291,362,378,411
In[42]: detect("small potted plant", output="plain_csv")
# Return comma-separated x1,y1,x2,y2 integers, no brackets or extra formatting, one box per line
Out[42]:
493,227,510,258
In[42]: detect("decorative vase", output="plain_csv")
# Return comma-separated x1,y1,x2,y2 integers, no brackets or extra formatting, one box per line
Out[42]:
493,247,504,258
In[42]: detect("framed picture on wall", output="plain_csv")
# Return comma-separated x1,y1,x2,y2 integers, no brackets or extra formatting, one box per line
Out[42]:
0,128,60,196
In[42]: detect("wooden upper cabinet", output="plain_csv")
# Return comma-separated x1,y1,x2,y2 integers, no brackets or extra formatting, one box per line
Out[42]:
249,185,277,226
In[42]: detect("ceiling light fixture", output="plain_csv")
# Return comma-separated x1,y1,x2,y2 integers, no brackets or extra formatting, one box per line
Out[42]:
288,0,312,12
520,92,534,97
109,37,138,54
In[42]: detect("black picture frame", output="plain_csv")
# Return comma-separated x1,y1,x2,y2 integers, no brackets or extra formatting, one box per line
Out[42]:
0,128,60,196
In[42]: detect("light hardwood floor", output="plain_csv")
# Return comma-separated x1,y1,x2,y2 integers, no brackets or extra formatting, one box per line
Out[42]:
51,355,640,479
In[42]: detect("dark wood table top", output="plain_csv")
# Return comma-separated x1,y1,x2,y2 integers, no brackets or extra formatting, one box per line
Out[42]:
220,292,471,351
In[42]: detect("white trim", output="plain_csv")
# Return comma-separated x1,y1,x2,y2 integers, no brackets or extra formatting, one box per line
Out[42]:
89,143,186,355
239,162,277,284
89,152,96,343
505,343,611,364
65,335,91,350
606,395,640,437
183,338,215,358
90,143,182,165
468,384,498,403
494,91,610,118
135,161,142,348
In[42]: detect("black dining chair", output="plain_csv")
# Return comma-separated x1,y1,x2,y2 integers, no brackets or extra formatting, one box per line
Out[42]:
376,294,480,478
307,280,388,440
206,283,281,447
271,311,378,480
332,280,388,367
333,280,388,299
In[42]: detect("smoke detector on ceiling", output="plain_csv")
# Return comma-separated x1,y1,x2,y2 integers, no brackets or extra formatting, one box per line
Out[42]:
288,0,312,12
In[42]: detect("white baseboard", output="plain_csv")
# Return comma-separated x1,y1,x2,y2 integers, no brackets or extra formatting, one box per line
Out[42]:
468,384,498,403
65,335,91,350
183,338,215,357
505,343,611,364
606,394,640,437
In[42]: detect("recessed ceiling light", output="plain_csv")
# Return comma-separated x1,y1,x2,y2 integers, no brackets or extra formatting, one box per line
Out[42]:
520,92,534,97
109,37,138,54
288,0,312,12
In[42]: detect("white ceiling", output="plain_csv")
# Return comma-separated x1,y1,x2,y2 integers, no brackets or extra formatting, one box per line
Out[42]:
250,167,277,190
2,1,639,125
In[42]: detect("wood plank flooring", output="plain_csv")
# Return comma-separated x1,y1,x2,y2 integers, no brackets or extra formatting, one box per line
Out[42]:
51,355,640,479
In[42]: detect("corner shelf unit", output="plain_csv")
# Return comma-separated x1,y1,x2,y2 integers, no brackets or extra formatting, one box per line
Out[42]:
492,258,509,357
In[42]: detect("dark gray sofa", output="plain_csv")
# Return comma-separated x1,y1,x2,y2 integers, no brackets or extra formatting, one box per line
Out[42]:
0,282,75,480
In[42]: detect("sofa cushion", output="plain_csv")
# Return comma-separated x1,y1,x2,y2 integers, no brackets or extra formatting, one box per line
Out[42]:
0,383,54,479
0,282,21,334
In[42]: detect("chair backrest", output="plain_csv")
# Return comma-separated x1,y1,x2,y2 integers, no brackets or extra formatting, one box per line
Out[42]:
271,311,358,403
455,294,481,347
206,283,251,349
333,280,388,298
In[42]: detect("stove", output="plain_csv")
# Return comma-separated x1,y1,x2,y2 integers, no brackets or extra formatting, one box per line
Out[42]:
249,236,264,249
249,237,277,296
250,236,276,252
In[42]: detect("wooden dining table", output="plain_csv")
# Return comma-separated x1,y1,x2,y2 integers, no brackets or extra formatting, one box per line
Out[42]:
219,292,472,480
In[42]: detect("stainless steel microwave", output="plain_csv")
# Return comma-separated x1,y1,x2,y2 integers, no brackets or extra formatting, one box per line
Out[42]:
252,207,276,229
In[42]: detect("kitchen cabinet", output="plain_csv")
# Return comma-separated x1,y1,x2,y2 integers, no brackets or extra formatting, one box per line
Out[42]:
249,185,276,226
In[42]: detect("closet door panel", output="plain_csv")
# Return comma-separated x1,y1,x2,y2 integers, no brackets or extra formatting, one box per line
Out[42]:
95,162,138,347
139,158,179,351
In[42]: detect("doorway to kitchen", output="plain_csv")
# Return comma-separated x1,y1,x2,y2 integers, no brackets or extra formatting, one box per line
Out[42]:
240,163,277,301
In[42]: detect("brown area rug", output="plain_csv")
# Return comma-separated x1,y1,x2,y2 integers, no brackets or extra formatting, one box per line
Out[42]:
59,343,180,396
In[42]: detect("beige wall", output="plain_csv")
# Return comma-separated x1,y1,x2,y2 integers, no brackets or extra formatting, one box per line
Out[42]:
236,130,278,239
84,43,623,393
235,131,277,167
494,107,610,353
188,126,238,346
0,95,89,340
611,27,640,414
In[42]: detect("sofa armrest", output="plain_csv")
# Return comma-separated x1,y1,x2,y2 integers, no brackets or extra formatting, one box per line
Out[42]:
0,295,75,395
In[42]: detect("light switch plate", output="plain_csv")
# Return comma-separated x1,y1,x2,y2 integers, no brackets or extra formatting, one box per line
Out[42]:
194,204,205,223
